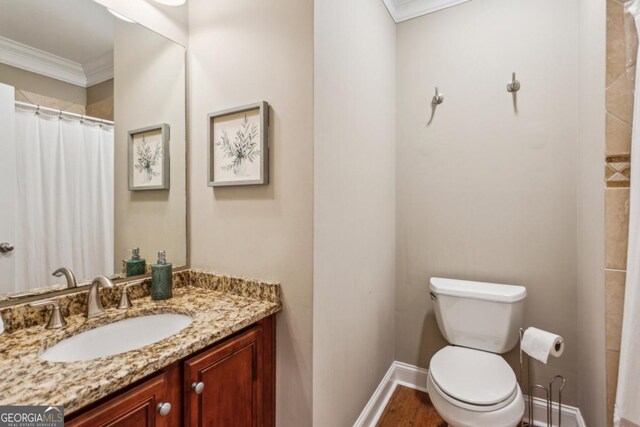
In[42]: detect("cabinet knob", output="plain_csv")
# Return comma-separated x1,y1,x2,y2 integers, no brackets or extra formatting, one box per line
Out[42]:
156,402,171,416
191,381,205,394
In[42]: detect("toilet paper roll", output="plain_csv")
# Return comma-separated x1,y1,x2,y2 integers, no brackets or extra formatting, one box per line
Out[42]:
521,327,564,364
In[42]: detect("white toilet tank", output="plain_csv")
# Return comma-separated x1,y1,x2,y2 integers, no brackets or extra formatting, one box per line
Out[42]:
429,277,526,354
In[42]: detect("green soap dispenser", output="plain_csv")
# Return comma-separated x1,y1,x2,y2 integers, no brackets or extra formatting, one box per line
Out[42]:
125,248,146,277
151,250,173,300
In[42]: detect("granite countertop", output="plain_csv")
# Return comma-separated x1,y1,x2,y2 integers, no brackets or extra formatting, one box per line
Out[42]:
0,270,281,415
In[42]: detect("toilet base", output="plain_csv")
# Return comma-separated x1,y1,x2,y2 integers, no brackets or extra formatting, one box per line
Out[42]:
427,371,524,427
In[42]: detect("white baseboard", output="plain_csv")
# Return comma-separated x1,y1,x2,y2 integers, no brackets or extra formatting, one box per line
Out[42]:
353,361,428,427
353,361,586,427
524,396,586,427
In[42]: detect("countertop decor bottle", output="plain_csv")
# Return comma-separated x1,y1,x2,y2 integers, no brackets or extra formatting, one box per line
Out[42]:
125,248,146,277
151,250,172,300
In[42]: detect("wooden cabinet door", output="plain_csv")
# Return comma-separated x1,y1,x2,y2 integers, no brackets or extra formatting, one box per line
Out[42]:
184,326,264,427
66,365,181,427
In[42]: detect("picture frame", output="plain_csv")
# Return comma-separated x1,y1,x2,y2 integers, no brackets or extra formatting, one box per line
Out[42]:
207,101,269,187
128,124,170,191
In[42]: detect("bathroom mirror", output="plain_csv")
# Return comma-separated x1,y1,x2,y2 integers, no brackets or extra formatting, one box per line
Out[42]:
0,0,187,301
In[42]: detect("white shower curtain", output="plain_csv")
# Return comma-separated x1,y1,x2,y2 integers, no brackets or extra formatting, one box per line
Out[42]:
13,109,114,292
616,1,640,426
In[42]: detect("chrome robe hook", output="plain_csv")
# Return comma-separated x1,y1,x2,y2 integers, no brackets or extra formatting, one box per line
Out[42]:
432,87,444,105
507,72,521,93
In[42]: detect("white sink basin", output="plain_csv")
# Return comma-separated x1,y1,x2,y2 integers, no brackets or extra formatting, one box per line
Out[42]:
40,313,193,362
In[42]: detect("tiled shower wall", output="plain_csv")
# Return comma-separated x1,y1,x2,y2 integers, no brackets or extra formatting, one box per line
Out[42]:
14,89,86,116
605,0,637,425
13,87,113,122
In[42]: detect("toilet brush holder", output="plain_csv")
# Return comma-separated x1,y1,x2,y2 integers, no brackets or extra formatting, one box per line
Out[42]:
519,328,566,427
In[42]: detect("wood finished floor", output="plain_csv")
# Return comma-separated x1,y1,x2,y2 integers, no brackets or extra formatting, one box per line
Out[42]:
376,385,447,427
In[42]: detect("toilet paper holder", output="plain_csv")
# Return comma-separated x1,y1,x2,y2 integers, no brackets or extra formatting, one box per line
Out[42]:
554,340,563,352
519,328,566,427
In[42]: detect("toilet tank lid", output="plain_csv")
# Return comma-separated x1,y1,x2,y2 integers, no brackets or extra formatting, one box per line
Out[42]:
429,277,526,303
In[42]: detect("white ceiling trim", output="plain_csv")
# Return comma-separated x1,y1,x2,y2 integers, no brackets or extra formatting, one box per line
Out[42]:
0,36,86,86
382,0,472,22
0,36,113,88
84,51,114,86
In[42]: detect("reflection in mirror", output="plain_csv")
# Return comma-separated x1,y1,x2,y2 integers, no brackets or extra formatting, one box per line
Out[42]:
0,0,186,299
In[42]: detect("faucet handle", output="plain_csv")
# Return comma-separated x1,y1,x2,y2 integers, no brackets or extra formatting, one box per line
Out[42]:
29,300,67,329
118,283,136,310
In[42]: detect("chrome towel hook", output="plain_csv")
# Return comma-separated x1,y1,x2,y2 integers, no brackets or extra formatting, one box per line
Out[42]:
432,87,444,105
507,72,521,93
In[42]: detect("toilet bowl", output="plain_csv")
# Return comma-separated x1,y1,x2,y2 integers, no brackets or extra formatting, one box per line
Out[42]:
426,346,524,427
427,277,527,427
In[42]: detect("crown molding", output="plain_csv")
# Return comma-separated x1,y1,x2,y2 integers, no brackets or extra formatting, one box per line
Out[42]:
382,0,472,22
0,36,113,88
83,51,114,86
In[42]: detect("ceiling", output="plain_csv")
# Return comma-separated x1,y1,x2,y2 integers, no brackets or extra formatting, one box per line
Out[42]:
0,0,115,87
0,0,470,86
382,0,472,22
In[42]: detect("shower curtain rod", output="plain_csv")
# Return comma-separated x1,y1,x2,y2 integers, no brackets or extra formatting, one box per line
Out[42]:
14,101,114,126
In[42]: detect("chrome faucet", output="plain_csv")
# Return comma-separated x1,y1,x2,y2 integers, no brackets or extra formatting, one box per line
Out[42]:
52,267,77,288
86,275,114,319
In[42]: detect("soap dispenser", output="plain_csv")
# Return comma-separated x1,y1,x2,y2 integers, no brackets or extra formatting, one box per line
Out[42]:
151,250,173,300
125,248,146,277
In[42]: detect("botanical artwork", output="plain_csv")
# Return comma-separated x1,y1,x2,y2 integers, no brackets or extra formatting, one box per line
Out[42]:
129,124,169,190
134,135,162,183
216,114,260,176
210,103,267,186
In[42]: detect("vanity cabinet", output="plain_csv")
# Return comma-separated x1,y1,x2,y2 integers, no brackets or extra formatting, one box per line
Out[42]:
65,315,275,427
65,365,181,427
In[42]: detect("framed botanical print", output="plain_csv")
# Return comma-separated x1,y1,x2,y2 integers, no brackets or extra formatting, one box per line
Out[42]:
128,124,170,191
207,101,269,187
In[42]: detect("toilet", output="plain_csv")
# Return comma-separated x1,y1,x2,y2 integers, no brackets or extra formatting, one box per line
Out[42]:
427,277,527,427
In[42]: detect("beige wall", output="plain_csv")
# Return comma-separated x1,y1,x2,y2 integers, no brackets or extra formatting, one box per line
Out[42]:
0,63,86,105
187,0,314,426
114,20,187,271
576,0,607,425
313,0,396,425
396,0,580,404
87,79,114,121
87,79,113,105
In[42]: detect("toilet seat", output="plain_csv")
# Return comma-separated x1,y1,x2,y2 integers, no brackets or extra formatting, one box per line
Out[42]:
427,346,524,427
430,346,517,410
427,371,524,427
428,370,517,412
